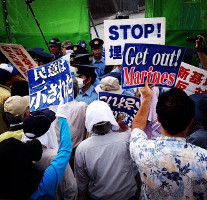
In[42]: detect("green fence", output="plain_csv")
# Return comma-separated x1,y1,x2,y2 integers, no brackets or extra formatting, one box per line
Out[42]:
145,0,207,49
0,0,90,52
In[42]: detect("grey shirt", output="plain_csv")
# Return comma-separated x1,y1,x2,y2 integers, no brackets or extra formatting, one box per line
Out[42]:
74,130,137,200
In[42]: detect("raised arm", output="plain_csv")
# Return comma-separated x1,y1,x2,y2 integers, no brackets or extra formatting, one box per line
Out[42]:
132,81,154,131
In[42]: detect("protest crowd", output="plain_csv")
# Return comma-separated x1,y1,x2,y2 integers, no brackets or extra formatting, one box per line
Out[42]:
0,19,207,200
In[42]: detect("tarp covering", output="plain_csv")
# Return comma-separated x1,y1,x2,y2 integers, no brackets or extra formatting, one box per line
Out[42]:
0,0,90,52
145,0,207,49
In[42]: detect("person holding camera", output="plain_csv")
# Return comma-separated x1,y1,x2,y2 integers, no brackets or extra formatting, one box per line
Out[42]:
195,35,207,70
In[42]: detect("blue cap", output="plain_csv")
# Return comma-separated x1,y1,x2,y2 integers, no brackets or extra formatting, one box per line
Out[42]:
27,48,54,64
77,40,88,50
100,71,121,79
27,48,54,58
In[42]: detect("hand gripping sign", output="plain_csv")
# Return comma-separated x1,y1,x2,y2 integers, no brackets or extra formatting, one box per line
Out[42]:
122,43,186,89
27,58,73,112
104,17,166,65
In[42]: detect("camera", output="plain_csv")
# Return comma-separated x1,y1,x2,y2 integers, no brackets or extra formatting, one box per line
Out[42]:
186,36,203,45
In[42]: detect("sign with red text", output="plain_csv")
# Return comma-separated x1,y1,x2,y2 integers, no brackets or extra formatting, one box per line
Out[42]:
122,43,186,89
104,17,166,65
175,62,207,95
0,43,38,80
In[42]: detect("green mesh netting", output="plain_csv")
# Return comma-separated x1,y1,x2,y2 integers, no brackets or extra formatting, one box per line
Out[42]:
145,0,207,66
145,0,207,47
0,0,90,52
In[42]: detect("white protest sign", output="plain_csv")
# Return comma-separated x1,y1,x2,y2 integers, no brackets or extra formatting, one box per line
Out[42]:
175,62,207,95
104,17,166,65
0,43,38,80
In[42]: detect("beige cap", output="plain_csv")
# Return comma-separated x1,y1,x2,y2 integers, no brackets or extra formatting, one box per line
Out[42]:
61,40,73,48
4,95,30,116
95,76,123,94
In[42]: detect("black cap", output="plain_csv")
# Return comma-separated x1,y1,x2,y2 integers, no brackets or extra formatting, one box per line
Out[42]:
73,45,88,54
73,54,96,76
70,54,76,65
49,38,61,47
89,38,104,49
27,47,44,52
77,40,88,50
23,108,56,139
27,48,54,64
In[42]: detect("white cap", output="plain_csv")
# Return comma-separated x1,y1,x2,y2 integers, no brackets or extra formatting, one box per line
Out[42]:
95,76,123,94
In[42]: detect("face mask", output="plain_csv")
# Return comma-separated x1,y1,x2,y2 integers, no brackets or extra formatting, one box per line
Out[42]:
66,50,73,55
77,77,86,88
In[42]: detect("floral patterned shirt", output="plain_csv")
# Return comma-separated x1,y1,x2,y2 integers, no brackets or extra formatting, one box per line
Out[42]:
130,128,207,200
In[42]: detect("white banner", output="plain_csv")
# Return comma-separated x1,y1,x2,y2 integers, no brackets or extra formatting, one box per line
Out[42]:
175,62,207,95
0,43,38,80
104,17,166,65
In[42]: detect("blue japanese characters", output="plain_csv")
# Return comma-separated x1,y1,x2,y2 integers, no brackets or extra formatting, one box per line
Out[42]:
104,17,166,65
27,58,73,111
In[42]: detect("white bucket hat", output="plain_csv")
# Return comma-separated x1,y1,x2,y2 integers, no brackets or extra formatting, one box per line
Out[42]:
85,100,119,133
95,76,123,94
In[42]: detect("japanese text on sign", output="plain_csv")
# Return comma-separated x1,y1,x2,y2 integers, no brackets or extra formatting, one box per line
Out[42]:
175,62,207,95
0,43,38,80
99,92,140,127
28,58,73,111
104,17,166,65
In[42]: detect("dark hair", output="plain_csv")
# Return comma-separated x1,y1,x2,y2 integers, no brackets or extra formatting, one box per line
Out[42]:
92,121,112,135
72,77,79,98
156,88,195,135
11,80,29,96
0,69,12,85
85,71,96,85
90,71,97,84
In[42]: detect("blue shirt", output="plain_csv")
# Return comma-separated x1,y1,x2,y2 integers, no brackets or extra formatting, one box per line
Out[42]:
123,89,135,96
93,57,105,78
112,66,121,73
76,85,98,105
187,126,207,150
130,128,207,200
93,78,100,87
29,117,72,200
